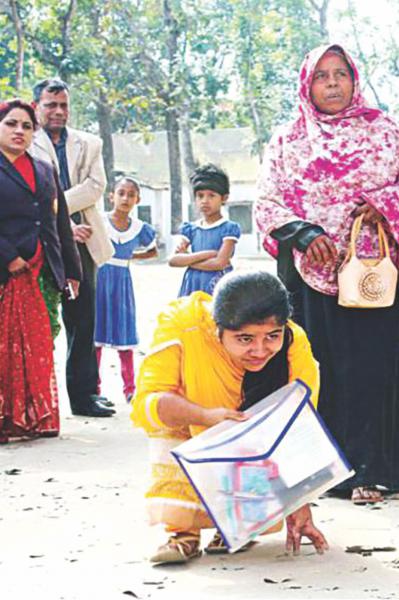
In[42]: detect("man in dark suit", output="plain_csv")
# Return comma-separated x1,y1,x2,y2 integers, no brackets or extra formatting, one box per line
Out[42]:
31,79,115,417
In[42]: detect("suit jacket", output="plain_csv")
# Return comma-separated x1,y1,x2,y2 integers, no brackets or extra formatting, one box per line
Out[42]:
31,127,114,266
0,152,82,288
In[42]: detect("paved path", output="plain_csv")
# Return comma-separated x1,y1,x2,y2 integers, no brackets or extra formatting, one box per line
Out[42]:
1,260,399,600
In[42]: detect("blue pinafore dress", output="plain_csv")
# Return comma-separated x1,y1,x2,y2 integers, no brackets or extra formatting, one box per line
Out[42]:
178,217,241,296
95,215,156,349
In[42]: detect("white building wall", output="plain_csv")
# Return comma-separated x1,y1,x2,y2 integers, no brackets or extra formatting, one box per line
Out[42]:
228,182,261,256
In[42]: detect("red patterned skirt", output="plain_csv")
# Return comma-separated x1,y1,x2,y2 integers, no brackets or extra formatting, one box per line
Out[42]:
0,243,59,442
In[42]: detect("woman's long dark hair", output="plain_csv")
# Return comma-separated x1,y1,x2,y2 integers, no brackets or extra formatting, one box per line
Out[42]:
241,327,293,410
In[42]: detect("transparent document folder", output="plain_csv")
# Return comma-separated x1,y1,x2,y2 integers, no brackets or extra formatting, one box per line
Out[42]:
172,379,354,552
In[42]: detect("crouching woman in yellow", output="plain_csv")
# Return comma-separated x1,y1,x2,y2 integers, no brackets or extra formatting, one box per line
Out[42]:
131,271,328,564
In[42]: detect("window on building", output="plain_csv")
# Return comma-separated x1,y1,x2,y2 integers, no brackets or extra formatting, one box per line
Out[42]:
137,205,152,224
228,203,252,234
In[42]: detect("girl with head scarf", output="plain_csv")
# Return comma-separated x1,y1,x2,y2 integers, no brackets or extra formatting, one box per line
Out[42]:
169,163,241,297
256,44,399,504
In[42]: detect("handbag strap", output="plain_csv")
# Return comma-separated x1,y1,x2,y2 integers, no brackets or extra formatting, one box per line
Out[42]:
349,214,389,260
377,221,390,258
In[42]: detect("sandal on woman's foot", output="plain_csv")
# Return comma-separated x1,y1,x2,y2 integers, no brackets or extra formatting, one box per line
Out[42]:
150,532,201,564
352,487,384,505
204,531,256,555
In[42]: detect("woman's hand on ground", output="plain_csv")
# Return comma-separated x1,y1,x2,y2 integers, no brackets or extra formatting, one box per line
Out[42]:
8,256,30,276
353,203,384,224
305,234,337,266
201,407,248,428
285,504,329,555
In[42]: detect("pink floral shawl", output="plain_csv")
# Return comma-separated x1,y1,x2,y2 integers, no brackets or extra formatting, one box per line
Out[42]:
255,43,399,295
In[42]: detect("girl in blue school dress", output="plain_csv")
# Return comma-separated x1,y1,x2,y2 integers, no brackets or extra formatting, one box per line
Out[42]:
95,177,157,402
169,163,241,296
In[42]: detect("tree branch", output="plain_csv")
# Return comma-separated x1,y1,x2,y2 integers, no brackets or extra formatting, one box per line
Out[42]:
61,0,77,59
307,0,330,38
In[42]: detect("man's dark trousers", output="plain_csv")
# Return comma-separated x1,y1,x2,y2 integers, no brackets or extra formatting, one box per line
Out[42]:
62,243,99,412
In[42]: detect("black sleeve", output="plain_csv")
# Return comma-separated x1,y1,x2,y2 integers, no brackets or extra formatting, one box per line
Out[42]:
271,221,325,291
271,220,325,252
54,169,83,281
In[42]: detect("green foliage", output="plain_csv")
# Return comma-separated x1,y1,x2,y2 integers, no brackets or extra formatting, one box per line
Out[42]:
222,0,323,152
2,0,399,155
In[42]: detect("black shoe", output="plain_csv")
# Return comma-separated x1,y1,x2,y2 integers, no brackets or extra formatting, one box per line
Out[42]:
72,399,115,417
98,399,115,408
91,394,115,408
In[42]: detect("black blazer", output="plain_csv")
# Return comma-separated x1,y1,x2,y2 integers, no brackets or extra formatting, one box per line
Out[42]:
0,152,82,289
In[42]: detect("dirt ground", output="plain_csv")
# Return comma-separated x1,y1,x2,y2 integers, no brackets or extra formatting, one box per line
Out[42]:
1,258,399,600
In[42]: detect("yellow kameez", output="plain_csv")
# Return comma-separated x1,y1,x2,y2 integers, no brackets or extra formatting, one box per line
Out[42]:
131,292,319,531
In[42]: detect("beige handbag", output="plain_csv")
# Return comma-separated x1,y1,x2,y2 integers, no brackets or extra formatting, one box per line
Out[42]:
338,215,398,308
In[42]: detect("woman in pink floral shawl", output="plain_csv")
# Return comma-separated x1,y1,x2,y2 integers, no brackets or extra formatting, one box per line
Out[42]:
256,43,399,504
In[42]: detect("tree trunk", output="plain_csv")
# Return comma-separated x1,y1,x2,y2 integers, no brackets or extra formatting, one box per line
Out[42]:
319,0,329,39
163,0,183,233
180,103,198,203
9,0,24,90
248,89,265,162
59,0,76,82
308,0,330,39
96,91,114,205
180,111,198,177
166,105,183,233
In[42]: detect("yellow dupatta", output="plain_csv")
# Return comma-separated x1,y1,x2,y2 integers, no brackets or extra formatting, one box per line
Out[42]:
131,292,319,531
131,291,245,437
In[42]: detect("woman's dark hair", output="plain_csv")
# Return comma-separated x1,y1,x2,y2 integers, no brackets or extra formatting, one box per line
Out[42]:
113,175,140,194
0,99,38,129
213,271,292,332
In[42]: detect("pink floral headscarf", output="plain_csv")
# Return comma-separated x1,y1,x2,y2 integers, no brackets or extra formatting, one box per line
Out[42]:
256,43,399,295
299,44,377,123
